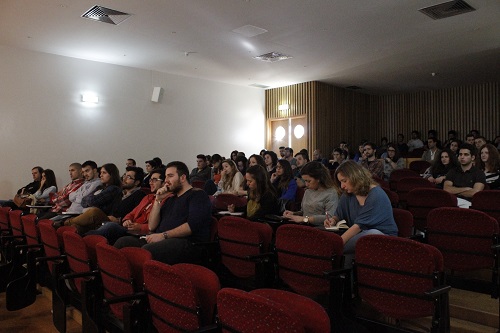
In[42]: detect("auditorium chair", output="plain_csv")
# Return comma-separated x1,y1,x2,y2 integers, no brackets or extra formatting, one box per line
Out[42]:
94,243,152,332
471,190,500,223
426,207,499,302
352,235,450,333
143,260,220,332
58,232,107,333
389,169,419,191
217,287,330,333
406,188,457,232
409,160,431,174
0,206,12,262
274,224,344,303
392,208,414,238
396,177,436,208
0,210,26,292
212,193,247,211
382,187,399,208
216,216,273,290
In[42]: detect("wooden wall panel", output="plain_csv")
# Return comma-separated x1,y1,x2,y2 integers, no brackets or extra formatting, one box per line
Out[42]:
266,81,499,160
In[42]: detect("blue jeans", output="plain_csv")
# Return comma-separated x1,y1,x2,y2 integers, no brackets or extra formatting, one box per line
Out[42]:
85,222,128,245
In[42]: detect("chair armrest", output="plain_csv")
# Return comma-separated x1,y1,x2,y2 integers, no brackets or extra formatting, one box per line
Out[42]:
15,244,42,251
36,254,65,263
409,234,425,242
424,285,451,299
103,292,146,305
61,270,99,280
324,267,351,279
191,324,219,333
246,252,274,263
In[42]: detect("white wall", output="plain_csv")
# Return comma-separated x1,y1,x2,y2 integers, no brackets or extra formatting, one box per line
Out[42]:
0,45,265,198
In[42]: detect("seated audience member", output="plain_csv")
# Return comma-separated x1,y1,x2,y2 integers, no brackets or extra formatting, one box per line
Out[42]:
248,154,266,169
422,137,441,164
39,163,84,219
235,155,248,175
396,134,409,155
494,135,500,150
474,136,488,150
230,165,279,220
64,166,145,235
328,148,347,170
470,129,480,138
443,130,458,148
284,147,297,169
142,159,159,187
294,151,310,187
114,161,212,265
86,168,167,244
423,149,458,188
407,130,424,152
479,144,500,190
377,137,388,158
270,159,297,212
189,154,211,183
448,139,461,157
283,161,339,226
359,142,384,179
230,150,239,163
1,166,43,209
259,149,267,158
210,154,223,184
465,133,475,145
216,159,244,195
382,144,405,181
32,169,58,204
63,163,122,233
427,129,442,149
339,142,350,159
443,144,486,199
279,146,286,159
126,158,136,167
353,142,366,162
325,161,397,264
264,150,278,176
312,149,328,166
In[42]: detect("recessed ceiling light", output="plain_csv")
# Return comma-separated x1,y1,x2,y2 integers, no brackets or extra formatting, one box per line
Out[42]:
253,52,293,63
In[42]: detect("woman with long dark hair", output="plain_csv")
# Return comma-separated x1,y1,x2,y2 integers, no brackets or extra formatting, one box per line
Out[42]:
382,143,405,180
33,169,58,204
283,161,338,225
479,144,500,189
424,148,458,188
230,165,279,220
264,151,278,176
270,159,297,211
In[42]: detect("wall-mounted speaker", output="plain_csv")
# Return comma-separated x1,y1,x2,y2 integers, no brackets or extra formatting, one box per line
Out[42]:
151,86,163,103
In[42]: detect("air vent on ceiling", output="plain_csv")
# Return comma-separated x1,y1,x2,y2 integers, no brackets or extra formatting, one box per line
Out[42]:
345,86,362,90
253,52,293,63
249,83,270,89
419,0,475,20
81,5,131,25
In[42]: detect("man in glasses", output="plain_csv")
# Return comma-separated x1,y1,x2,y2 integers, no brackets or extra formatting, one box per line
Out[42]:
85,168,168,244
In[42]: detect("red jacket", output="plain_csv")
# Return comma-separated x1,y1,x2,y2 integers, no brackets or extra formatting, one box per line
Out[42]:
123,193,169,233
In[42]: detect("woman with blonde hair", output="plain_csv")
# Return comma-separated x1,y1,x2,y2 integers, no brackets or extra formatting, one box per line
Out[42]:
325,161,397,262
216,159,244,195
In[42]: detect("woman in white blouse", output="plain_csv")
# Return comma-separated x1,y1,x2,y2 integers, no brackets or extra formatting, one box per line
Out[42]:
216,159,244,195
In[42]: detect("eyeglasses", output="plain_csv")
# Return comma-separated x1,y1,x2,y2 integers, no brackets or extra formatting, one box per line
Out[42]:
123,175,135,180
149,177,163,183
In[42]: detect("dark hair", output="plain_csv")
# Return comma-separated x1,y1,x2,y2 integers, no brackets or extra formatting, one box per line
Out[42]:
264,151,278,167
230,150,239,159
381,137,388,143
235,156,248,174
397,133,404,139
333,148,348,160
101,163,122,187
294,151,310,162
126,166,144,184
42,169,58,192
334,160,376,196
276,159,294,192
475,136,487,143
428,129,438,137
448,130,457,136
448,139,461,149
82,160,98,170
411,130,420,137
32,166,44,175
249,154,266,169
430,149,458,176
386,143,401,162
196,154,207,161
427,137,438,143
363,142,376,150
459,143,477,157
479,144,500,173
153,157,163,167
246,165,275,202
259,149,266,156
150,168,166,181
465,133,475,139
470,129,480,137
127,158,136,166
285,147,294,155
166,161,190,181
300,161,334,189
279,146,285,150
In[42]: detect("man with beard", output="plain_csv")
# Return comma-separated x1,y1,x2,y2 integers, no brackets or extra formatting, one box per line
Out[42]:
114,161,211,265
359,142,384,179
444,143,485,199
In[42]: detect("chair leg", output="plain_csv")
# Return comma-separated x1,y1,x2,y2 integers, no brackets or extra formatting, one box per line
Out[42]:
5,249,40,311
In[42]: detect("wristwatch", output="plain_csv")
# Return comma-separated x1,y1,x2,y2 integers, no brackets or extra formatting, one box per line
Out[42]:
303,216,309,223
162,231,169,239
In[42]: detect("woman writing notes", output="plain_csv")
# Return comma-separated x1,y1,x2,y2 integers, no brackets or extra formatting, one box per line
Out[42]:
283,161,338,225
325,161,397,264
